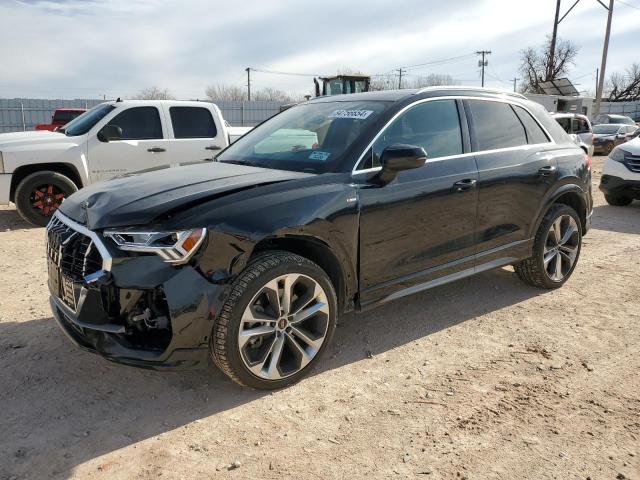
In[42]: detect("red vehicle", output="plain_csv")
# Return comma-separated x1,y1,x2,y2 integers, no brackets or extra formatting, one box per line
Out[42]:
35,108,87,131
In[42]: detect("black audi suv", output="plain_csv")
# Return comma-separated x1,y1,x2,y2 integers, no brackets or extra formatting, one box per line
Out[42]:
46,87,592,389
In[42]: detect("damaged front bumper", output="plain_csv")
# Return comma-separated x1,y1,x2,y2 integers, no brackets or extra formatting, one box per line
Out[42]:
47,211,229,370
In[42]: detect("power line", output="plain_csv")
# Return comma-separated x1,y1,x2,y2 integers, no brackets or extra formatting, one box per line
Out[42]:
248,68,321,77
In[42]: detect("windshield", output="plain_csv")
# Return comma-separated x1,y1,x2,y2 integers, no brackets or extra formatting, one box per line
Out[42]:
63,104,115,136
593,125,620,134
217,100,390,174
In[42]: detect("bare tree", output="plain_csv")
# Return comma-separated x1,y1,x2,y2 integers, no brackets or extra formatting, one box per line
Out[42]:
205,83,246,101
253,87,301,103
408,74,460,88
605,63,640,101
519,36,579,93
133,86,175,100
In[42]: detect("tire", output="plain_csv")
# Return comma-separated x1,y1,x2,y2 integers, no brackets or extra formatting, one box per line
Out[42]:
14,171,78,227
606,141,615,154
211,251,338,389
604,194,633,206
514,204,582,289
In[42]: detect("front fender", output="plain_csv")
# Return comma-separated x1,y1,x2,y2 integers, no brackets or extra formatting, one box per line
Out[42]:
4,142,89,184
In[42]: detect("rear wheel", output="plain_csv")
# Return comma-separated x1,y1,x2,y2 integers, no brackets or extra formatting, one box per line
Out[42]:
604,194,633,206
211,251,337,389
515,204,582,289
14,171,77,227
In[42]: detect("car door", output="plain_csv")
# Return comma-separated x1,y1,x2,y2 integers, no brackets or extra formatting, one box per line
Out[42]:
87,105,171,181
165,105,225,165
465,99,556,263
357,99,479,305
573,117,593,154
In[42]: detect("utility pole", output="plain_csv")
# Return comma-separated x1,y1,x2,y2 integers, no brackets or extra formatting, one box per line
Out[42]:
595,67,599,95
397,68,405,89
476,51,491,87
548,0,582,80
512,77,518,92
245,67,251,101
594,0,614,118
548,0,561,80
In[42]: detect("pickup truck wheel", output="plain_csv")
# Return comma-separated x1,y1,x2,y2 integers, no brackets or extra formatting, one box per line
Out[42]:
14,171,78,227
514,204,582,289
604,194,633,206
211,251,337,389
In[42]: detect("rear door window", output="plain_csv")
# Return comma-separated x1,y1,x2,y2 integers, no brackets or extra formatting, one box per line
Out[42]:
513,106,549,144
466,100,527,150
169,106,217,139
107,107,163,140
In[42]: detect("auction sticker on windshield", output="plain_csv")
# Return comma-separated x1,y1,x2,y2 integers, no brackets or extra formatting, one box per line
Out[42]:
328,109,374,120
309,151,331,161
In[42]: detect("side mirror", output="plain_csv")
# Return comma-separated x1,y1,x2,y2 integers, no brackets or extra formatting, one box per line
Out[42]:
97,124,123,142
374,144,427,184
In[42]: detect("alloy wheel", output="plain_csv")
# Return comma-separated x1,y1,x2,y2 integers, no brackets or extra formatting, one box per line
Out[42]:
238,273,330,380
30,184,65,217
543,214,580,282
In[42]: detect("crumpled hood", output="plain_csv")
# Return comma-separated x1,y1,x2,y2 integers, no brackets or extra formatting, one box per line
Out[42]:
0,130,75,149
59,162,313,229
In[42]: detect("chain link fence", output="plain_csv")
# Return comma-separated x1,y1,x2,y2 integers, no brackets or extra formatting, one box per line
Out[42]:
0,98,286,133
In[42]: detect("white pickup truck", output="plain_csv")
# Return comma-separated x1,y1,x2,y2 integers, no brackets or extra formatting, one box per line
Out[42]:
0,100,251,225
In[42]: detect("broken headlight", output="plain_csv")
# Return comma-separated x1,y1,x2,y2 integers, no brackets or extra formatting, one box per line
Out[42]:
104,228,206,265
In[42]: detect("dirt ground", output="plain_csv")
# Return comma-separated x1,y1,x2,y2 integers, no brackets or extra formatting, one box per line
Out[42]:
0,156,638,480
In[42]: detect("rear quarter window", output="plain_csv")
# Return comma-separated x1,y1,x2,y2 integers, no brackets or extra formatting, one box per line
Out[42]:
514,106,549,144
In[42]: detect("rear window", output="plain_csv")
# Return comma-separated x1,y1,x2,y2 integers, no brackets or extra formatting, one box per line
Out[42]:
170,106,217,139
466,100,527,150
53,110,84,123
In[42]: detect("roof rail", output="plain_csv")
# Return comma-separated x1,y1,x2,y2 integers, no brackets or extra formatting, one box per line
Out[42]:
416,85,527,100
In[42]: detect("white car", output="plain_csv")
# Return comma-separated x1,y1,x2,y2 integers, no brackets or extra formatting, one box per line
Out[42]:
0,100,250,225
599,137,640,206
552,113,594,157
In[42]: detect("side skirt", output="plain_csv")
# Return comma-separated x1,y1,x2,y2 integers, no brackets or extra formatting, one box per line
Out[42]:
358,239,531,311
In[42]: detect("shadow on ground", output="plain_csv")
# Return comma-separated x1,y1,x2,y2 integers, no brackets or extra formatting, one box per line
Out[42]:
591,202,640,235
0,207,40,231
0,267,547,479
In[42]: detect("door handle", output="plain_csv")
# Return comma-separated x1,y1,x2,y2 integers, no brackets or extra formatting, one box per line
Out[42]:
205,145,222,151
538,165,557,176
147,147,166,153
453,179,477,192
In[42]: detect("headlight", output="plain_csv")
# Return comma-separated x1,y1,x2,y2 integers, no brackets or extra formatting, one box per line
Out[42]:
609,148,629,162
104,228,206,264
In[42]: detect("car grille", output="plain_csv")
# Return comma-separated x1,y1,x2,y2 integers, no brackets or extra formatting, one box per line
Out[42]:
46,214,103,308
623,153,640,173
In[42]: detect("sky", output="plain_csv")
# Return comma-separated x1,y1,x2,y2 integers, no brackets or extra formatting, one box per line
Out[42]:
0,0,638,100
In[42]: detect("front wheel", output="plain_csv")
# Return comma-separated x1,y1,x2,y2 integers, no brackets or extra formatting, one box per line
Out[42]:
14,171,78,227
515,204,582,289
606,141,615,154
211,251,337,389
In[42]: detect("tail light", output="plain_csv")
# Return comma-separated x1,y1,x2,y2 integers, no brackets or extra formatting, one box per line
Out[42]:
585,152,592,171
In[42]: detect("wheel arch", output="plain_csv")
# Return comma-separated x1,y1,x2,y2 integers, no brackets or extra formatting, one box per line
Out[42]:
10,163,83,202
251,234,355,313
533,185,588,237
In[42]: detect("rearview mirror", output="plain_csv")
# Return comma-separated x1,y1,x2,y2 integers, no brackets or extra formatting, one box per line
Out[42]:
97,124,123,142
374,144,427,184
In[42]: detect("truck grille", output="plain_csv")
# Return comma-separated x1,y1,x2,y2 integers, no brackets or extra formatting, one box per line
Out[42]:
624,153,640,173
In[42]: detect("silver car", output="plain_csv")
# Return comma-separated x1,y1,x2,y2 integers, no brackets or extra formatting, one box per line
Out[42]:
552,113,594,157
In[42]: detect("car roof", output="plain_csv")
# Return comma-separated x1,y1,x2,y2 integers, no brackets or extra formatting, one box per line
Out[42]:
594,123,628,127
307,86,528,104
551,112,587,119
